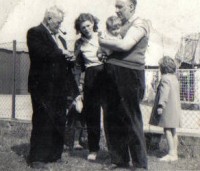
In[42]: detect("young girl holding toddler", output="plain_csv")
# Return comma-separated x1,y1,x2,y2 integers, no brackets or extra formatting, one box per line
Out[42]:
149,56,182,162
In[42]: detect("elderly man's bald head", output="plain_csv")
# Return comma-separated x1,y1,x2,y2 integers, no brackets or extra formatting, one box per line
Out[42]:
43,6,64,34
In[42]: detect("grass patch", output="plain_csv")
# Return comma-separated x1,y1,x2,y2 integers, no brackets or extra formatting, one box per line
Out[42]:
0,119,200,171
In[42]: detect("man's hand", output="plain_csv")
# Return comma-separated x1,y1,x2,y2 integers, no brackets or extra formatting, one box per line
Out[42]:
62,50,75,61
63,49,73,57
157,107,163,115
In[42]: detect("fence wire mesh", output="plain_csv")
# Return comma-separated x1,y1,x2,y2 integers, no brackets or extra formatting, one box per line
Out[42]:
0,42,14,119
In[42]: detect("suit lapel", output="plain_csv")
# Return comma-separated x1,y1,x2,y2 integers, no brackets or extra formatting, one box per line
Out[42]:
39,24,67,50
39,24,58,48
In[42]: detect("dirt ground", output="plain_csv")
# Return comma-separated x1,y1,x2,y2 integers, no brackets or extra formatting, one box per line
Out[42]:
0,120,200,171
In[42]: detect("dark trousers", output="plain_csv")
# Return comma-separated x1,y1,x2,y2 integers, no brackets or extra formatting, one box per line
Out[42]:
104,63,147,168
29,90,67,163
83,65,105,152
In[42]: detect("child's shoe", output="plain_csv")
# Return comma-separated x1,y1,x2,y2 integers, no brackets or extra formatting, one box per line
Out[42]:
170,154,178,161
87,152,97,161
159,154,172,162
74,141,83,150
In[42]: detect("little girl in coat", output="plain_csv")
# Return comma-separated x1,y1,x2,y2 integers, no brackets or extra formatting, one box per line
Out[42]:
149,56,182,162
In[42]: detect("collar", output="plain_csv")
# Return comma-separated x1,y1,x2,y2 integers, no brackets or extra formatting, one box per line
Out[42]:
81,32,99,46
42,23,56,35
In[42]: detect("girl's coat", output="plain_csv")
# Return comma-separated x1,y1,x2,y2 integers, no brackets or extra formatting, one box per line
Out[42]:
150,74,182,128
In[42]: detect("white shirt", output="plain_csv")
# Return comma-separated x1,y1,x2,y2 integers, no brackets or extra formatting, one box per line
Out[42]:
80,33,103,68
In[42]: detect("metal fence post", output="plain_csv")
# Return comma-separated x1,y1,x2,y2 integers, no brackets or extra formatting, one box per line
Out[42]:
12,40,16,119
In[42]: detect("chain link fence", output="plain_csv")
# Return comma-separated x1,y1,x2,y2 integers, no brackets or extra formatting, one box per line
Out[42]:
0,42,15,119
0,41,200,136
0,41,31,120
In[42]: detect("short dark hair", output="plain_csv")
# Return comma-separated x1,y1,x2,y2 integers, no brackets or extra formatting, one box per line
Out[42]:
74,13,99,35
106,16,122,31
159,56,177,74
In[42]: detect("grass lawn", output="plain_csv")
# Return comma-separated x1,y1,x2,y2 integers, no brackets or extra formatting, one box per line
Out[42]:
0,119,200,171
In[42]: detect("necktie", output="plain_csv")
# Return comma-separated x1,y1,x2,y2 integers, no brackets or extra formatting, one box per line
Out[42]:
51,33,67,50
58,35,67,49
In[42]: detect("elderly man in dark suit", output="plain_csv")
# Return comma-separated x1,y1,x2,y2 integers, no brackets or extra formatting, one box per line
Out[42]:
26,6,78,168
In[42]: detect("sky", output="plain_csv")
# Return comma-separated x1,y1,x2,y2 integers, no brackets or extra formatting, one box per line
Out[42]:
0,0,19,29
0,0,200,64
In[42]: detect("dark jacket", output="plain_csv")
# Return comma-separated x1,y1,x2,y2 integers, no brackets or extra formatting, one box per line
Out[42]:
27,24,77,98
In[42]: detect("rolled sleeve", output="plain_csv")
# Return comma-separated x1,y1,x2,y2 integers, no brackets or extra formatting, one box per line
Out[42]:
125,18,149,43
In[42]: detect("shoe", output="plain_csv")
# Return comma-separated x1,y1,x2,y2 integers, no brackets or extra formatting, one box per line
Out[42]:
30,161,48,169
170,155,178,161
134,168,148,171
159,154,174,162
87,152,97,161
74,141,84,150
56,158,68,164
133,162,148,170
74,143,84,150
103,164,118,170
103,163,129,170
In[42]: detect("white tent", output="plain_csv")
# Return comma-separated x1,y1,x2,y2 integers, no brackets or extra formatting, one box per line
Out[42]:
1,0,200,65
0,0,115,51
